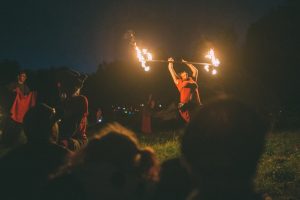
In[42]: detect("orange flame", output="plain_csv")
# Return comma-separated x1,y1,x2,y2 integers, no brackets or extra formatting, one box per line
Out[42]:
205,48,220,75
205,48,220,67
134,43,152,72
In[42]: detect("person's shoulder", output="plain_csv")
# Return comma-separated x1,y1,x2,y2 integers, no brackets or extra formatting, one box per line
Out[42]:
70,95,88,105
74,95,88,102
176,79,183,84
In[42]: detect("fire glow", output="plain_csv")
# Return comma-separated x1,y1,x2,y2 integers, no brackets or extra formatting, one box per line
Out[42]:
204,49,220,75
135,45,152,72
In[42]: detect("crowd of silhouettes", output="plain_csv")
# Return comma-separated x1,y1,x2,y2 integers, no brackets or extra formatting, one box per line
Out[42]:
0,69,271,200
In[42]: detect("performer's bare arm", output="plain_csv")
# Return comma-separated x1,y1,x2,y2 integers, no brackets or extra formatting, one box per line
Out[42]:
168,57,179,84
182,59,198,81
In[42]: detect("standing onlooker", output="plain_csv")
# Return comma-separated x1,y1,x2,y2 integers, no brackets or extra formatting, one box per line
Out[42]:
141,94,155,134
57,69,88,151
1,70,36,146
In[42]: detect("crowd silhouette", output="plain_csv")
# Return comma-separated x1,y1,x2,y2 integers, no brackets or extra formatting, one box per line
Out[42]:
0,69,270,200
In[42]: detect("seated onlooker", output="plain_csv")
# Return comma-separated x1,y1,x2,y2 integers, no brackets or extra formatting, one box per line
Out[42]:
154,157,193,200
0,103,70,200
181,98,269,200
45,123,159,200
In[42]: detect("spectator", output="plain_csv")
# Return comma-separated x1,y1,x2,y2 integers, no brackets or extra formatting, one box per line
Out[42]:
45,123,159,200
1,70,36,146
57,69,88,151
181,98,268,200
0,103,70,200
142,94,155,134
154,157,193,200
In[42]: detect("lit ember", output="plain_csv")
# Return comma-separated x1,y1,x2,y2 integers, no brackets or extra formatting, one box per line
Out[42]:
205,48,220,75
204,64,210,72
205,49,220,67
126,31,152,72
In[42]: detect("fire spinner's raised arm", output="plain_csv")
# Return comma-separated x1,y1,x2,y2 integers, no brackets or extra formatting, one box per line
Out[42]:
182,59,198,82
168,57,179,85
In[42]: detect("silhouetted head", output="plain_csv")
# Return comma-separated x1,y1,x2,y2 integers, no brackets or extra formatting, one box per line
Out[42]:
57,69,87,97
76,123,159,180
23,103,58,143
64,123,159,199
181,98,268,182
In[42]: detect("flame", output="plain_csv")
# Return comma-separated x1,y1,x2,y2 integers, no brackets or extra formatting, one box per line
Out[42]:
205,49,220,67
134,43,152,72
212,69,217,75
204,64,210,72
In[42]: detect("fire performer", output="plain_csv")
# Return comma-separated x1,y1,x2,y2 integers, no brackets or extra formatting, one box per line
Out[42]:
168,57,202,123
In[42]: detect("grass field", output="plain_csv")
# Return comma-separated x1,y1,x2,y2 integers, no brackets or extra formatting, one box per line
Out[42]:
139,130,300,200
0,125,299,200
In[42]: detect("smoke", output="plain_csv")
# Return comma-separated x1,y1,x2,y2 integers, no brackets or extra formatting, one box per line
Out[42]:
124,30,136,46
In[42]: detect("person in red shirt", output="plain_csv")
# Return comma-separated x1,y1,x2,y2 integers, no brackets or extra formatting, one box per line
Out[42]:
57,70,88,151
1,71,36,146
168,57,202,123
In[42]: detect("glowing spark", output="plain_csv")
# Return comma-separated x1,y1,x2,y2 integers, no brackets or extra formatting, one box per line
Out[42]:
206,49,220,67
126,31,152,72
212,69,217,75
204,64,210,72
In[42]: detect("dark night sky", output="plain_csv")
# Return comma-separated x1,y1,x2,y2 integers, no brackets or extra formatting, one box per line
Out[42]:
0,0,285,73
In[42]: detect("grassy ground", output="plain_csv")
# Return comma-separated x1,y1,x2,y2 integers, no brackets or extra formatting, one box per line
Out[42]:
139,130,300,200
0,125,298,200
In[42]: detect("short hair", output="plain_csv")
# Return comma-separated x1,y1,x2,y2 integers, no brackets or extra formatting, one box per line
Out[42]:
23,103,57,142
18,70,27,75
72,123,159,181
58,69,87,95
181,98,268,179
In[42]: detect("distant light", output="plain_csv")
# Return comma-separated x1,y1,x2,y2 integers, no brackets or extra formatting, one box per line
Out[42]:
159,104,162,108
98,119,102,123
144,67,150,72
141,104,144,107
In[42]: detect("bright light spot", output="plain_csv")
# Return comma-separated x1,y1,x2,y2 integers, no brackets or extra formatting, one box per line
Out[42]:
141,104,144,107
204,65,210,72
205,49,220,67
144,66,150,72
98,119,102,123
212,69,217,75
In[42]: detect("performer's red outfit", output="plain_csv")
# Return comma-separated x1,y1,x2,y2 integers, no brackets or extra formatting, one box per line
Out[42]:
176,78,201,123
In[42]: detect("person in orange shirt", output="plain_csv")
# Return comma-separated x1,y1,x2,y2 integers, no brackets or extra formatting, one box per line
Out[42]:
1,71,36,146
168,57,202,123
